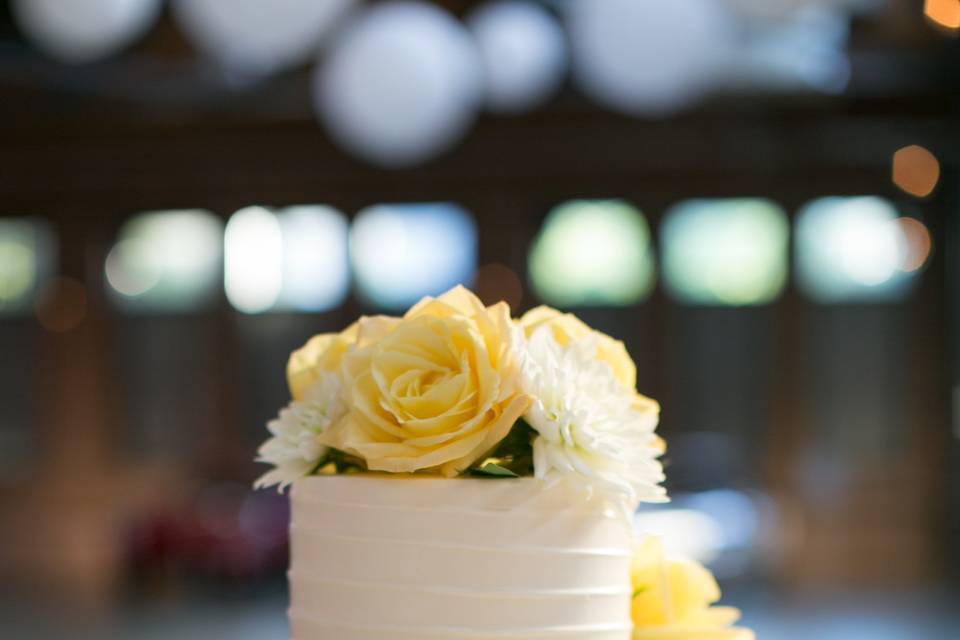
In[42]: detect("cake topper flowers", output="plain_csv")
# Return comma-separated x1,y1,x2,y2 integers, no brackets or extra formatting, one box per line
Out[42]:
255,286,666,511
518,306,666,506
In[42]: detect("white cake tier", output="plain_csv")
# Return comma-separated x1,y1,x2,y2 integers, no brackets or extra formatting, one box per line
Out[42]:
289,475,634,640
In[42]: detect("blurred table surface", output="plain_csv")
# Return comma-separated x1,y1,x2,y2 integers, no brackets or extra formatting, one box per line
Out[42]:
3,586,959,640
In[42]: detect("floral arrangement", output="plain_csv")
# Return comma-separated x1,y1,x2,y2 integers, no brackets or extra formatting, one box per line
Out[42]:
256,285,753,639
255,285,666,511
630,538,754,640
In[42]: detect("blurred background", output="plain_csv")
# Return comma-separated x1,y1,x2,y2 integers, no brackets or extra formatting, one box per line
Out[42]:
0,0,958,638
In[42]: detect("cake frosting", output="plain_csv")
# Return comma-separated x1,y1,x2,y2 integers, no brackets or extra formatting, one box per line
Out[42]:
288,475,634,640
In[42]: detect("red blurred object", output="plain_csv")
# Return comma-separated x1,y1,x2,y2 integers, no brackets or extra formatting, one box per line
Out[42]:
127,485,289,582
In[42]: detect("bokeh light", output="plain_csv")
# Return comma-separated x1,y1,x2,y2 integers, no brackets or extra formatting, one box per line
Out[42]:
743,4,852,95
467,0,568,114
661,199,789,306
637,488,767,577
0,218,55,315
35,277,87,333
724,0,811,21
895,217,933,273
12,0,162,64
634,508,725,564
892,145,940,198
225,207,284,314
795,196,918,303
529,200,655,307
0,241,33,310
350,203,477,310
315,1,483,167
925,0,960,31
726,0,883,21
172,0,358,77
105,210,223,313
566,0,734,117
277,206,350,312
224,205,349,314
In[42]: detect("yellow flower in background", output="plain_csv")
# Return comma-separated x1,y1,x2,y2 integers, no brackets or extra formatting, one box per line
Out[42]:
519,305,638,390
324,286,531,476
631,537,754,640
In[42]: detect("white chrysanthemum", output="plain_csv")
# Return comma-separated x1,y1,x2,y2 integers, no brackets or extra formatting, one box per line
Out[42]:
520,326,667,511
254,371,347,491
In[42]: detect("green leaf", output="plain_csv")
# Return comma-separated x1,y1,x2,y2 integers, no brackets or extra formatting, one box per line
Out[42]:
471,463,520,478
632,586,648,599
325,448,367,474
465,419,536,477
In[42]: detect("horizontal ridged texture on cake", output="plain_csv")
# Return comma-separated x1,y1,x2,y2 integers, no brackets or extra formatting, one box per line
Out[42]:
288,475,634,640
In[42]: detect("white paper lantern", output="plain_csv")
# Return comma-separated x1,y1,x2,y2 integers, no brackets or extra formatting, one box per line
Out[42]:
467,0,568,114
172,0,359,77
314,1,484,167
724,0,816,20
723,0,884,22
13,0,161,63
567,0,735,117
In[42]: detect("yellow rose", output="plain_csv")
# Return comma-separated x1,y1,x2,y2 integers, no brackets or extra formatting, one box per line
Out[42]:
519,305,638,390
287,322,359,401
631,538,754,640
324,286,531,476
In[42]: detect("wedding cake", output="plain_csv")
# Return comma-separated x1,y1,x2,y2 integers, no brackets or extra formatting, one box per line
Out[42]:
289,476,632,639
256,286,753,640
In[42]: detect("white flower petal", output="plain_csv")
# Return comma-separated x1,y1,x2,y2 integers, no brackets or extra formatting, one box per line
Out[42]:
254,371,346,491
520,326,665,514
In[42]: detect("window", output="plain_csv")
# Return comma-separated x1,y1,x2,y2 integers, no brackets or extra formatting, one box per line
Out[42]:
0,217,55,315
795,197,925,303
661,198,789,306
224,205,349,314
106,209,222,313
0,217,53,478
350,203,477,309
529,200,655,307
